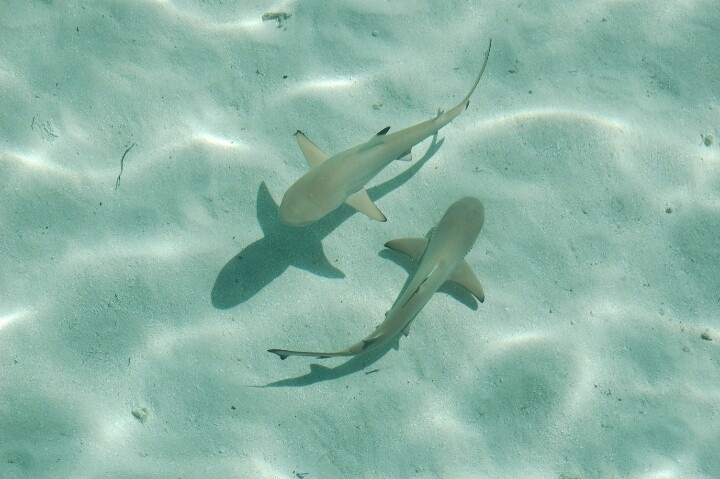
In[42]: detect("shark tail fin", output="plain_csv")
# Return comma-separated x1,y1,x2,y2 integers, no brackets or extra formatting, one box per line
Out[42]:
437,38,492,124
268,348,354,360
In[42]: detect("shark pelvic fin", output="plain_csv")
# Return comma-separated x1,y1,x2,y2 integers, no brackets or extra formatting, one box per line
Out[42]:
448,260,485,302
295,130,329,169
384,237,428,262
346,188,386,222
396,149,412,162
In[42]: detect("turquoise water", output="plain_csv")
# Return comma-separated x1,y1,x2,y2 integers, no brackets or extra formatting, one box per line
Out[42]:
1,1,719,478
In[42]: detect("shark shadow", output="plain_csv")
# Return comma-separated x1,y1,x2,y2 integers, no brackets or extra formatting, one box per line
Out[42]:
211,136,445,309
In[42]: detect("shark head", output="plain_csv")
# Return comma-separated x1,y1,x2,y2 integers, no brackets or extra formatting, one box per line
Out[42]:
452,196,485,235
279,180,334,226
433,196,485,255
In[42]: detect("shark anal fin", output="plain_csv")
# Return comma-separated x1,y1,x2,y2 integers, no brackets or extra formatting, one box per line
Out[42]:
357,126,390,153
295,130,329,169
384,237,428,262
346,188,386,222
396,149,412,162
448,259,485,302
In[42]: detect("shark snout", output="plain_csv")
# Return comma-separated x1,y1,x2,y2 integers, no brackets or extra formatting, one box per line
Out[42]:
279,188,322,227
457,196,484,219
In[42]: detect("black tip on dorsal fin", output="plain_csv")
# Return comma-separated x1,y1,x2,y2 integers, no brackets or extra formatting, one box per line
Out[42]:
465,100,470,110
268,349,289,360
377,126,390,136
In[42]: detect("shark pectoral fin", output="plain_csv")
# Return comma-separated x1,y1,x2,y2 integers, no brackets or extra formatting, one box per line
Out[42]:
345,188,387,222
396,149,412,162
356,126,390,153
448,260,485,302
295,130,329,169
384,238,428,262
402,323,411,337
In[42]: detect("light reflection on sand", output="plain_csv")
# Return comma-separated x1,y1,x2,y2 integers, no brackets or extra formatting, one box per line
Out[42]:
64,234,214,265
0,309,30,330
1,150,75,178
467,107,630,136
193,132,247,150
144,321,238,357
269,74,370,106
147,0,283,33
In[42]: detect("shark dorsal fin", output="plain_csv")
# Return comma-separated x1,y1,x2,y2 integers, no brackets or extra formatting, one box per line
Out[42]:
295,130,329,169
448,260,485,302
384,237,428,262
345,188,387,222
356,126,390,153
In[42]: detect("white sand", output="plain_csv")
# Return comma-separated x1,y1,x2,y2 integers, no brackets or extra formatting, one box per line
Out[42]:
1,1,719,478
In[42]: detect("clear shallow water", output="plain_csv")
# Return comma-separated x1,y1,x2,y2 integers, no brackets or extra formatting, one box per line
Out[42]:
1,1,719,478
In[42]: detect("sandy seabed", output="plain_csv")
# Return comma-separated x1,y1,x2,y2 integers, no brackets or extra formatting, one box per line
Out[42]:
1,1,719,478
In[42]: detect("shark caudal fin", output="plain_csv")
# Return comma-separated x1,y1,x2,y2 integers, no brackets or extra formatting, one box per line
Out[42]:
268,337,377,360
436,38,492,124
268,348,353,360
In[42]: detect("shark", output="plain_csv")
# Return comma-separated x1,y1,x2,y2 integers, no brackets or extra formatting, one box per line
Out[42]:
268,196,485,359
211,134,445,309
279,39,492,227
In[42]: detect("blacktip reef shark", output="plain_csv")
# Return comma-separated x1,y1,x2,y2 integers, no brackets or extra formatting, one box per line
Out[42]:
268,196,485,359
279,39,492,227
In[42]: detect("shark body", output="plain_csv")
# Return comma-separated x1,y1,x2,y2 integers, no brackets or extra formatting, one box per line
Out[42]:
279,40,492,227
268,196,485,360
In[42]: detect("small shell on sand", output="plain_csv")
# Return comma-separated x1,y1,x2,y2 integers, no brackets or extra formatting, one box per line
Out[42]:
132,407,150,423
